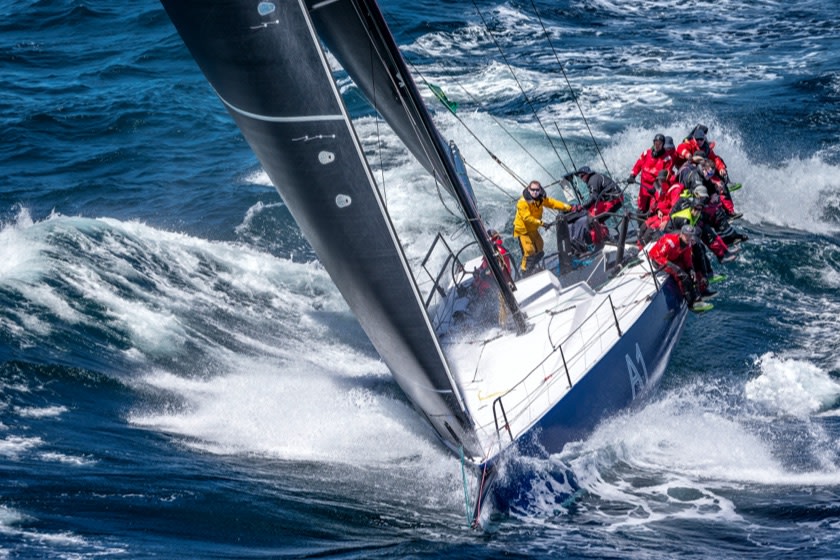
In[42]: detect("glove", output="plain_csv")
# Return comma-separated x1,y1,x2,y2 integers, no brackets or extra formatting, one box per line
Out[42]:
719,168,728,179
627,175,636,184
570,204,583,213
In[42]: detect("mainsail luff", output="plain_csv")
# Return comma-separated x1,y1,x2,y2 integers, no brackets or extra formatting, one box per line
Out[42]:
159,0,482,457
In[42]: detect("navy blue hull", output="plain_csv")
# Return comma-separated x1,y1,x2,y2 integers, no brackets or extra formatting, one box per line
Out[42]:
529,277,687,454
477,276,687,519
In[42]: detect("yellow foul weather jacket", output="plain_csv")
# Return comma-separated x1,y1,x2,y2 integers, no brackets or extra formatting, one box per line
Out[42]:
513,188,572,237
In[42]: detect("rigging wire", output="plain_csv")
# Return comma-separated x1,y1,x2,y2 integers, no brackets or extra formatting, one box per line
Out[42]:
353,1,466,222
406,58,556,189
452,79,559,183
468,0,576,180
527,0,612,178
463,158,517,201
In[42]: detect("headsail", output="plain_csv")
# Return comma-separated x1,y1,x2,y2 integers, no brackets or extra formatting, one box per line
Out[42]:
308,0,527,331
159,0,482,457
306,0,456,195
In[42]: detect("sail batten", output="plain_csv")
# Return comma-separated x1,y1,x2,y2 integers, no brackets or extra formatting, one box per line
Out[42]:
218,96,345,122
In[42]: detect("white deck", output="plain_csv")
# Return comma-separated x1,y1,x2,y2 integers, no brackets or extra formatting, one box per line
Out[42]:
439,251,662,461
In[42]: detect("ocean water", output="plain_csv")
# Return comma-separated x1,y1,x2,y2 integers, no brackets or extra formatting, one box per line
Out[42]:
2,0,840,557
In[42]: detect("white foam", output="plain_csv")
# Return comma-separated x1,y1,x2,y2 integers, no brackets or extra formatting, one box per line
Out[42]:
38,452,97,466
129,356,448,466
241,167,273,187
0,504,25,527
746,353,840,417
567,388,784,485
15,406,66,419
0,435,43,459
533,370,840,527
0,212,345,362
0,207,49,284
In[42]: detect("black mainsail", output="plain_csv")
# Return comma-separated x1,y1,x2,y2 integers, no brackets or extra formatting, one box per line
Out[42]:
159,0,483,456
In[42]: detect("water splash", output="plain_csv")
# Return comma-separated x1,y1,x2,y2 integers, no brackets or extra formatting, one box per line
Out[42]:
746,353,840,417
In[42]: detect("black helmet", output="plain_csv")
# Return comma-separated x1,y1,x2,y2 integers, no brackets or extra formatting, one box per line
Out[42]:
693,128,706,140
576,165,593,176
664,136,675,150
654,133,666,143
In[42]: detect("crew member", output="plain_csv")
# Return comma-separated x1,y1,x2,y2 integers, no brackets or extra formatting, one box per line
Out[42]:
575,166,623,222
648,225,710,311
628,133,673,213
513,180,573,275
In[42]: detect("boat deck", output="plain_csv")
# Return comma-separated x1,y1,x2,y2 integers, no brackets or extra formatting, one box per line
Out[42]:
440,253,661,460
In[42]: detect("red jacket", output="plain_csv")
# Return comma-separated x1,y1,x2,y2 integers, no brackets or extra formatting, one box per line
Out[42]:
649,232,692,271
649,182,684,217
631,149,673,188
676,138,727,174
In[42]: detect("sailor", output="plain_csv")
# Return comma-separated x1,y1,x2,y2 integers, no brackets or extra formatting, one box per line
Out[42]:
512,180,573,275
701,193,750,247
663,135,678,165
473,229,514,324
676,125,740,218
637,169,679,247
573,166,623,222
648,224,710,311
628,133,674,213
679,156,738,220
669,196,737,264
477,229,513,282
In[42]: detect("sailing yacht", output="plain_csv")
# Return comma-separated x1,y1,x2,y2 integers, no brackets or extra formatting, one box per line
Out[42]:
159,0,688,520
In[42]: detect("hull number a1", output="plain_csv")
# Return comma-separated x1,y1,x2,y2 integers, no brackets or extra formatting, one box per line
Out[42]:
626,343,649,399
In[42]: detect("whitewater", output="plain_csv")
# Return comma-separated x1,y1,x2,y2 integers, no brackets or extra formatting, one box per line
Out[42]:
2,0,840,557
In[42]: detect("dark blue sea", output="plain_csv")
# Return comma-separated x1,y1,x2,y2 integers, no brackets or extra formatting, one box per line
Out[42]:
2,0,840,557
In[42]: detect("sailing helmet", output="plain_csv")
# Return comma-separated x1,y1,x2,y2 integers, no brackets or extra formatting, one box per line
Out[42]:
680,224,696,238
664,136,676,150
487,228,500,240
576,166,593,176
653,133,666,144
693,185,709,199
693,128,706,141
